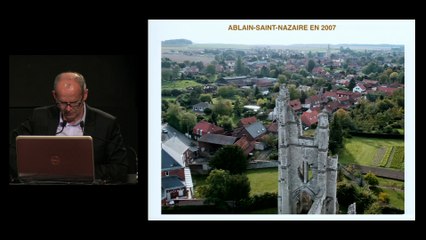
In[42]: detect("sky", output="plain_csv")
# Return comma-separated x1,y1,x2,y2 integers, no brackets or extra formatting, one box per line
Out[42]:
149,20,414,45
148,19,415,221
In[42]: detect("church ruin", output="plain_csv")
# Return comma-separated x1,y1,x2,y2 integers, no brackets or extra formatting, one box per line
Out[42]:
277,85,338,214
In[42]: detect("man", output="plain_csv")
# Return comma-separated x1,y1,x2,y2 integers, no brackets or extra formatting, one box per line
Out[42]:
9,72,128,183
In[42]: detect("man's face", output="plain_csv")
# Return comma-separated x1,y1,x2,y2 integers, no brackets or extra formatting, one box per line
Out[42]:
53,75,87,123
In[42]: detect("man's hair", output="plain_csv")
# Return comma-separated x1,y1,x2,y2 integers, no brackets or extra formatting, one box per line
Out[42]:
53,72,87,94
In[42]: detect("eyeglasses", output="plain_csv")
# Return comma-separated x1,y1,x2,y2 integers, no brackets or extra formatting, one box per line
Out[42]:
56,98,83,109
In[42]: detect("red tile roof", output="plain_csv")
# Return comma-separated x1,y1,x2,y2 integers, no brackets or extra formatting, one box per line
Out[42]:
234,136,254,156
377,86,399,95
239,116,257,126
301,110,319,127
193,120,224,136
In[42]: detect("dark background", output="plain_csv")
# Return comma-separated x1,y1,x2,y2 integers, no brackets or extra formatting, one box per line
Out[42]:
9,55,139,176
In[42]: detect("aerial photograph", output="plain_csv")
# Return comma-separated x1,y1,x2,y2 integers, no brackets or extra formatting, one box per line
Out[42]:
148,20,415,220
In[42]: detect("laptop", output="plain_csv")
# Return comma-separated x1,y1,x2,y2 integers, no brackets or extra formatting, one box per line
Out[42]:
15,136,95,184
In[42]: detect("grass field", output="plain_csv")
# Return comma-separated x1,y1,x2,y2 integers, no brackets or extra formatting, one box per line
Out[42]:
246,168,278,196
192,168,404,211
339,137,404,168
193,168,279,198
377,177,404,210
162,96,177,102
162,52,215,65
378,177,404,189
162,80,202,90
382,188,404,210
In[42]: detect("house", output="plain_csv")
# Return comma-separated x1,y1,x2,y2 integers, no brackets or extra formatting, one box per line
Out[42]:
192,102,212,114
301,110,319,127
162,136,194,166
323,91,338,102
161,149,194,205
304,95,323,109
234,135,254,156
198,133,237,153
377,86,400,96
362,79,379,88
254,77,277,90
193,120,224,140
237,116,257,127
234,122,267,141
352,83,366,93
217,76,251,87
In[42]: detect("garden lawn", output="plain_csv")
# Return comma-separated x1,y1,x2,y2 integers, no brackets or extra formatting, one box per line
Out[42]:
339,137,404,167
246,168,278,196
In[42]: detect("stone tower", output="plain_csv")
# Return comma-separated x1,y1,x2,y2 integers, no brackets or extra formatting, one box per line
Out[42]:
277,85,338,214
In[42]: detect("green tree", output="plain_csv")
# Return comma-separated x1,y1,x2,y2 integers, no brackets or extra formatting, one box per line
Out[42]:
211,112,218,125
348,78,356,91
329,116,343,155
218,86,236,99
217,115,233,132
398,71,404,83
180,111,197,135
299,68,309,77
235,56,244,75
362,62,381,75
233,97,242,117
198,169,230,207
278,74,287,84
256,98,267,107
355,188,375,213
210,145,248,174
161,69,173,81
260,66,269,77
364,172,379,186
195,61,204,71
199,94,212,103
172,66,180,80
203,107,212,115
334,109,354,132
213,98,233,116
198,169,250,207
227,174,251,204
307,59,316,73
389,72,399,82
378,192,390,204
336,181,357,211
176,93,192,108
262,133,278,150
288,84,300,100
254,86,260,98
206,64,216,75
166,103,181,131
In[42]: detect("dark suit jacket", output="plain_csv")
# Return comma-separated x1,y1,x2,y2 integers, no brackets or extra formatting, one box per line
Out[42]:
9,104,128,183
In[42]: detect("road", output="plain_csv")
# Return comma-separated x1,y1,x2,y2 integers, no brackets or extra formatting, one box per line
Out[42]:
161,123,198,148
354,165,404,181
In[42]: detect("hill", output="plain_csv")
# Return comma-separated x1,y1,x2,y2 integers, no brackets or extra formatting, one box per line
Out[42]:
162,39,193,46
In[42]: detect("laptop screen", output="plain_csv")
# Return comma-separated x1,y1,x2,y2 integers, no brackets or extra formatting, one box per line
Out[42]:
16,136,95,184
